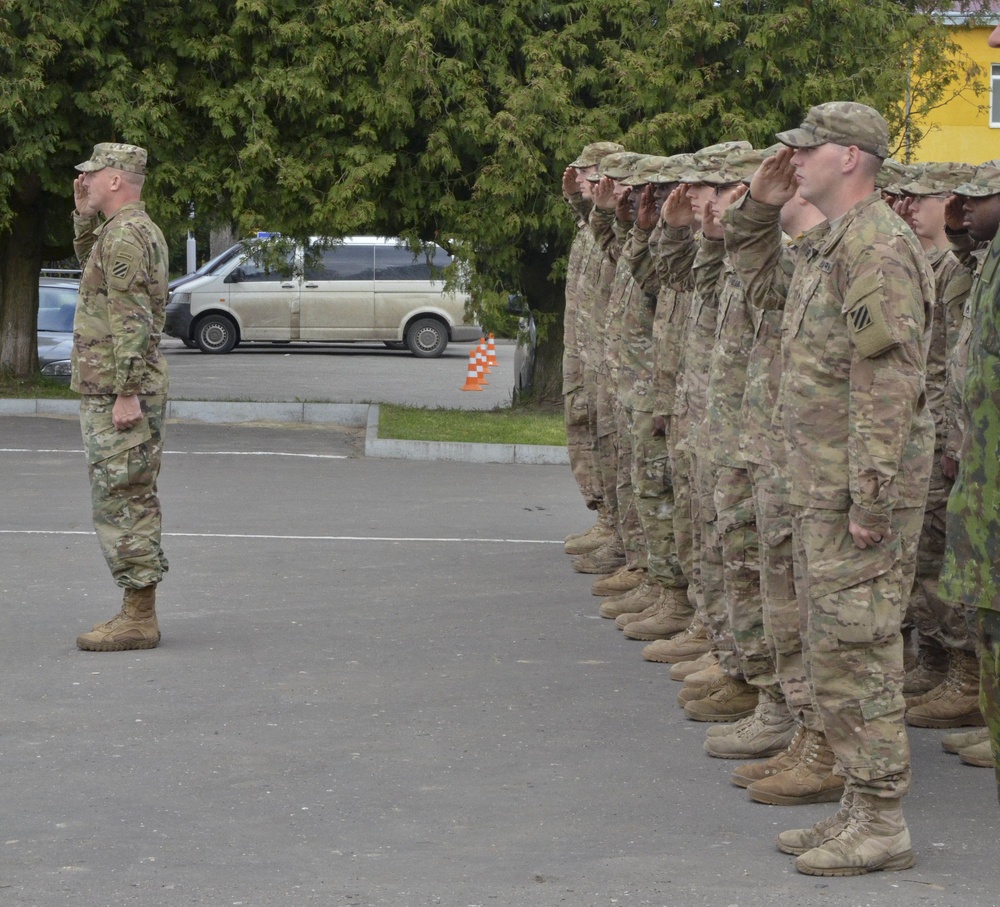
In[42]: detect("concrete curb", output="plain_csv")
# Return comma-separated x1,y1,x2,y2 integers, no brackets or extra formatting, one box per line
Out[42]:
0,398,569,465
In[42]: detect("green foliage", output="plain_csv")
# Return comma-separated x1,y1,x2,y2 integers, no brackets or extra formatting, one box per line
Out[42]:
0,0,981,382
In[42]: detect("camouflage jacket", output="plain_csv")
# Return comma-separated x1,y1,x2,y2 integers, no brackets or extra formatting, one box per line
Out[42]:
722,194,823,469
701,257,750,467
562,195,596,394
579,208,618,383
650,225,696,417
940,231,1000,610
768,193,934,528
618,226,658,412
71,202,169,396
925,247,973,454
677,236,725,453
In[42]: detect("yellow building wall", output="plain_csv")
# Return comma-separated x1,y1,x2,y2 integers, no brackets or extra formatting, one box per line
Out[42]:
911,24,997,165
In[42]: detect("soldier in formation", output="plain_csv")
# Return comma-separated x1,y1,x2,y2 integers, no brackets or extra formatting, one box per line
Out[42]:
559,96,996,875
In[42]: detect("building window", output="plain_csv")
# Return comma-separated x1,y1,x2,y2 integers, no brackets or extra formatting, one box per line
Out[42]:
993,65,1000,128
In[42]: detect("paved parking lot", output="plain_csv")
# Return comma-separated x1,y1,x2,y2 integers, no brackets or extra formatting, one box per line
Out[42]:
1,413,998,906
162,337,519,410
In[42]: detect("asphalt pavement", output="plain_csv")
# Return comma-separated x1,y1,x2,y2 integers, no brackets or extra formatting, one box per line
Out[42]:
1,349,999,906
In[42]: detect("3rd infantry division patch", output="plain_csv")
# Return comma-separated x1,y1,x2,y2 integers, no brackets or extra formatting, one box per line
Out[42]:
851,304,873,332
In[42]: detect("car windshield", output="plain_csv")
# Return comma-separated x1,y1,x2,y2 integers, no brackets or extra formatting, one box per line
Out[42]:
37,285,77,332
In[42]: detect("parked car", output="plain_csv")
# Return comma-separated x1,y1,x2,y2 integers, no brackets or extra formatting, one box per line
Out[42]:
37,275,80,383
164,236,481,358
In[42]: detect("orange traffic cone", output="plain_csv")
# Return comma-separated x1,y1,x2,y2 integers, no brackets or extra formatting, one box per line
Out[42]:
460,348,483,391
486,333,498,368
477,337,492,374
476,347,489,386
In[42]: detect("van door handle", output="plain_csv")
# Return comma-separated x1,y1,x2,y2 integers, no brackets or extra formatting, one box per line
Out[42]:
304,283,319,288
281,282,296,288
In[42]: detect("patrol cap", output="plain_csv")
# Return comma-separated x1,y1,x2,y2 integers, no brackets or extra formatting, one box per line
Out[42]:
679,140,753,183
899,161,976,196
587,151,647,182
953,163,1000,198
701,147,766,186
776,102,889,159
656,153,696,183
569,141,626,168
75,142,148,175
875,158,914,192
621,155,672,187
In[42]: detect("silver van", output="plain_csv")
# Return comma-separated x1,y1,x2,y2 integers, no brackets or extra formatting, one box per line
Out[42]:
164,236,481,357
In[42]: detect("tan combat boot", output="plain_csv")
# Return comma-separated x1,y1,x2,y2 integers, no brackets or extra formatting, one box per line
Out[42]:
599,581,662,620
571,538,626,574
905,650,984,728
958,739,995,767
731,724,805,788
641,620,710,664
677,661,724,702
794,793,914,876
941,726,990,754
902,638,948,697
613,598,662,629
704,697,796,759
591,565,645,597
621,588,694,641
564,515,614,555
77,586,161,652
669,650,717,681
683,675,758,722
746,727,844,805
776,790,854,855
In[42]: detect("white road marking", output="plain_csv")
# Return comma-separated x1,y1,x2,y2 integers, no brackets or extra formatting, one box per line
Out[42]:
0,530,561,544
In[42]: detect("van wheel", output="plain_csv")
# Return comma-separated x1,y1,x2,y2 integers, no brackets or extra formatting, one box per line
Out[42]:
195,314,239,354
405,318,448,358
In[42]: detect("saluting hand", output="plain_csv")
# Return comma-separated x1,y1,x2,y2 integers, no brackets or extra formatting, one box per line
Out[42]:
663,185,695,229
749,147,797,207
636,185,659,231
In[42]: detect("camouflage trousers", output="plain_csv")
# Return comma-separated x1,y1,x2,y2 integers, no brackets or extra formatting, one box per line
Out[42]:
615,405,645,569
564,386,601,512
793,505,924,798
976,608,1000,804
80,394,169,590
668,422,700,613
628,410,685,588
594,365,621,536
905,485,976,655
748,462,819,730
716,464,778,697
695,454,738,677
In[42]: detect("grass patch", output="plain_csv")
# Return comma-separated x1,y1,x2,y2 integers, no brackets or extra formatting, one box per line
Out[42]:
378,403,566,446
0,374,79,399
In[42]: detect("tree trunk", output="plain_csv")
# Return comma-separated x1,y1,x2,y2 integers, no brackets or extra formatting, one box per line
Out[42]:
0,179,45,378
210,223,236,259
520,249,565,405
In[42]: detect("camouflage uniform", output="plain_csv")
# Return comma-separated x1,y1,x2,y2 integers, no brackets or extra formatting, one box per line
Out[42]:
659,225,724,645
769,188,934,799
588,155,649,569
618,157,688,593
940,165,1000,799
649,185,699,609
724,193,826,731
563,142,625,519
72,144,169,596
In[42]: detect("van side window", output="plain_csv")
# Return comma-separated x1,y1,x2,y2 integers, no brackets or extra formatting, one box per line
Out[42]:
305,245,375,281
238,249,296,281
375,245,452,281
